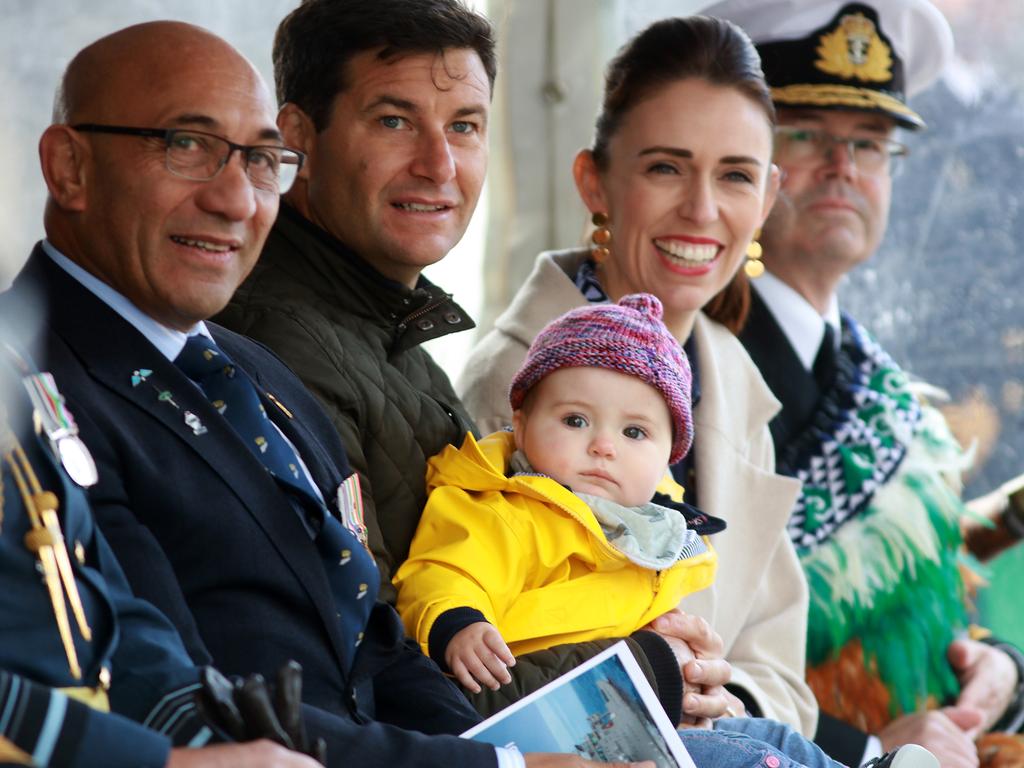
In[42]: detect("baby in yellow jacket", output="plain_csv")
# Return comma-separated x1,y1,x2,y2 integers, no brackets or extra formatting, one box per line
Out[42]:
394,293,722,697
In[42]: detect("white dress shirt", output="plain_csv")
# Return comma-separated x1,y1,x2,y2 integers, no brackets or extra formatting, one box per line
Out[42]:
752,270,841,371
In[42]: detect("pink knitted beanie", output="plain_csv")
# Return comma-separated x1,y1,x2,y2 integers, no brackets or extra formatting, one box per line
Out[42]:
509,293,693,464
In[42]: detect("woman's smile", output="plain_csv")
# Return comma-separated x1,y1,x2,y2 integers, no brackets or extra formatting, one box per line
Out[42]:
653,235,723,275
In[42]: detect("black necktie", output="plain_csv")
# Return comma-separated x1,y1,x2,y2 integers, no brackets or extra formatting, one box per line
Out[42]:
812,324,837,390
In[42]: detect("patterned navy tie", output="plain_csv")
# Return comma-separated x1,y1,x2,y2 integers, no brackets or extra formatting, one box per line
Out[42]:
175,334,324,506
175,334,377,672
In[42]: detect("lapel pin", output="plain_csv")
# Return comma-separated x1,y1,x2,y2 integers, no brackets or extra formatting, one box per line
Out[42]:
156,390,179,408
266,392,294,420
183,411,207,436
130,369,152,387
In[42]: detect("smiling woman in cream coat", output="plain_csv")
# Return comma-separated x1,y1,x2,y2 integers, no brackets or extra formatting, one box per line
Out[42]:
458,15,816,735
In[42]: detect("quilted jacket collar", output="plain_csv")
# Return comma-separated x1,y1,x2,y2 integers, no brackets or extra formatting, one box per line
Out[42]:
273,204,476,354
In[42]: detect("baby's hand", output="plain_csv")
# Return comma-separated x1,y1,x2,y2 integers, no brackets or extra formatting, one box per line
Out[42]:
445,621,517,693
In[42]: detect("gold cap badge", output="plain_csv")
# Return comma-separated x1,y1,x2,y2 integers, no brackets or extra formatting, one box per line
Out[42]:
815,12,893,83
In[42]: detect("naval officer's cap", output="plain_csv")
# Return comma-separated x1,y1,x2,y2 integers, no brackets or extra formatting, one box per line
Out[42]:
701,0,954,130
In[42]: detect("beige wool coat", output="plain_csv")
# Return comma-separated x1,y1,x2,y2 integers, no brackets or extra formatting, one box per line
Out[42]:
458,248,817,735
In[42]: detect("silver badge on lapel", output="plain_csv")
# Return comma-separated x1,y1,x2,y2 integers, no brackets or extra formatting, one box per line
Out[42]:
183,411,207,436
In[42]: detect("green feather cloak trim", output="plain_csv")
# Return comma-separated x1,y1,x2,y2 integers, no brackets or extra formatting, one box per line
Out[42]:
802,400,972,717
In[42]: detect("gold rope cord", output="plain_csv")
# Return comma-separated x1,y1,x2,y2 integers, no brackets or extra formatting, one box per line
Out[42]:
2,429,92,679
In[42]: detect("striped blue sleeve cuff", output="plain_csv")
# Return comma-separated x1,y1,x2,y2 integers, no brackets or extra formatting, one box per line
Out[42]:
141,681,217,747
1,670,172,768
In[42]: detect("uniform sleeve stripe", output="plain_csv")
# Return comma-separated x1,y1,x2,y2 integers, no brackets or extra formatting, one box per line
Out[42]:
0,675,22,734
187,725,213,747
141,683,201,729
31,692,67,767
153,700,197,735
2,672,91,765
141,682,219,747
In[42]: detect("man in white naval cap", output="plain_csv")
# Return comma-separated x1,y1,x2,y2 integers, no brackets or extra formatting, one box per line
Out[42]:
702,1,1024,767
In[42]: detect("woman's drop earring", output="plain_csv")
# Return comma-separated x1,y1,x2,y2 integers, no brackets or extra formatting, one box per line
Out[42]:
744,230,764,278
590,212,612,263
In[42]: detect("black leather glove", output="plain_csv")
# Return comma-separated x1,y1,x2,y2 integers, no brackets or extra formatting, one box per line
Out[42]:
197,660,327,765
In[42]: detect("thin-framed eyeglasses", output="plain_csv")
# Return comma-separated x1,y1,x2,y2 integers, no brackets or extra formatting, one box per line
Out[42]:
71,124,305,193
773,125,908,177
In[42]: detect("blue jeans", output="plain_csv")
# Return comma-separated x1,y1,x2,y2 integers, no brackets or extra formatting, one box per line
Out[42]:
677,718,847,768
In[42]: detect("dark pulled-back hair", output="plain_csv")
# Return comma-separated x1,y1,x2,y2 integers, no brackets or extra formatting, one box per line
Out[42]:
593,15,774,168
591,16,774,333
274,0,497,131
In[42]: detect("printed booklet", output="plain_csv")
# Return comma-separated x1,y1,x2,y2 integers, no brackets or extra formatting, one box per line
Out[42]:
461,641,696,768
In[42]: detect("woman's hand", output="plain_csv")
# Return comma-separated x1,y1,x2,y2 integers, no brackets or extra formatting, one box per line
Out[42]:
445,621,516,693
647,609,743,725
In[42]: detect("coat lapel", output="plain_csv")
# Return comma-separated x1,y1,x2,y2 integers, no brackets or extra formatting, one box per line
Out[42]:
493,249,589,349
680,315,800,646
28,249,351,668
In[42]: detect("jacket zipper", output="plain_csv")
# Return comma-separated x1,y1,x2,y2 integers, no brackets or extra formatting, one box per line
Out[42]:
513,479,626,561
394,294,451,334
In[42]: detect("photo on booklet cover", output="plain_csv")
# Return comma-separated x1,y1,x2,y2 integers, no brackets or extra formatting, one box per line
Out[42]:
462,641,694,768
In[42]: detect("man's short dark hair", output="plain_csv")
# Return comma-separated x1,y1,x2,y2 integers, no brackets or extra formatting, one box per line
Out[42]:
274,0,497,131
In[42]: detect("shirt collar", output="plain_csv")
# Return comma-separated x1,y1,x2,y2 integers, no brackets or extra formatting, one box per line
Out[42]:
752,270,840,371
41,239,212,361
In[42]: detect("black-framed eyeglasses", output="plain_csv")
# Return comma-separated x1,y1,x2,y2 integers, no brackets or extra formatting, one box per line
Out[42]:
72,124,305,193
773,126,909,177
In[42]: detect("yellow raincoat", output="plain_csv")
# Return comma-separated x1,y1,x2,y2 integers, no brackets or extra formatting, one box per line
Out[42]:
393,431,717,658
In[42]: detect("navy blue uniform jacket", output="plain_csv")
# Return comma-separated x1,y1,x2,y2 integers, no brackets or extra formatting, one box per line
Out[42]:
3,247,495,768
0,344,211,768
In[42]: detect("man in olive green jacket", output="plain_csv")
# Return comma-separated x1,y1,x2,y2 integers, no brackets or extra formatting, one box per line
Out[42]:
219,0,739,722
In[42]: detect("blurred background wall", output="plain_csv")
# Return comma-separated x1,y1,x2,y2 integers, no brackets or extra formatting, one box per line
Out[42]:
2,0,1021,642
